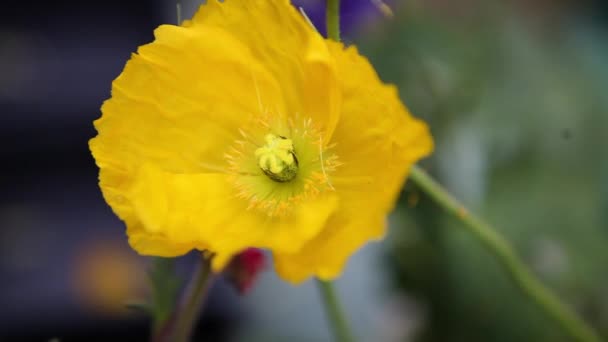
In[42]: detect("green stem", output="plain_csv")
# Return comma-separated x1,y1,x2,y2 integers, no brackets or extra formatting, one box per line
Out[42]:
409,165,600,342
326,0,341,41
317,280,355,342
320,3,353,341
172,254,214,342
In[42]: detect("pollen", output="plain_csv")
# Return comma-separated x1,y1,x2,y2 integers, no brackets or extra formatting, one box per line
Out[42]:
225,116,340,217
255,133,298,182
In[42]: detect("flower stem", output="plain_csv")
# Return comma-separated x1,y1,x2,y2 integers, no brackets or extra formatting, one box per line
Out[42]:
172,253,214,342
317,280,355,342
409,165,600,342
320,3,353,341
326,0,341,41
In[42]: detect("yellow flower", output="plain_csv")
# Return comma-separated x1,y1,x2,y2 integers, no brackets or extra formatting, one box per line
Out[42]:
89,0,433,283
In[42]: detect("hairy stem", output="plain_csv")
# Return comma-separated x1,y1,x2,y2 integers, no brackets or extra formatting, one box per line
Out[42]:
172,254,214,342
409,165,600,342
317,280,355,342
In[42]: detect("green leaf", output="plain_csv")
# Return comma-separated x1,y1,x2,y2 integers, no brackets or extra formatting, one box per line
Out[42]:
147,257,182,330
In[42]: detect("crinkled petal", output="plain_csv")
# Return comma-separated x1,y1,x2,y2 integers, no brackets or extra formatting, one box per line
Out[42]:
327,41,433,208
274,42,433,283
192,0,341,142
91,23,284,176
119,163,338,270
90,21,285,239
275,205,384,284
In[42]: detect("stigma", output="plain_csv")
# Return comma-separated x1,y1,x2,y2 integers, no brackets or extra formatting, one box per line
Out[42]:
255,133,298,182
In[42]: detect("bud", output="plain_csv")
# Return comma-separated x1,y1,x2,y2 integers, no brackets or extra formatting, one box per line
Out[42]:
224,248,266,294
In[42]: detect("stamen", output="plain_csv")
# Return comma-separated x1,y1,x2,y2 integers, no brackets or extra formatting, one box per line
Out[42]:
254,133,298,182
225,117,340,217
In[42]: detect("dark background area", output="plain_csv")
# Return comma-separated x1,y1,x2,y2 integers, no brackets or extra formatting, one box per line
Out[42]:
0,1,238,340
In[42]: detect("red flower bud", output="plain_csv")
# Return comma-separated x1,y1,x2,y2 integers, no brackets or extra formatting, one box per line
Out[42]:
224,248,266,294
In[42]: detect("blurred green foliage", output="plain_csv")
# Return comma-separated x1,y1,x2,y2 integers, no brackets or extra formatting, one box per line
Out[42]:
358,1,608,341
148,258,182,333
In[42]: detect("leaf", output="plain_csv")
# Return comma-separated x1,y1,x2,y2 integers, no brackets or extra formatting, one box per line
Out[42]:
147,257,182,328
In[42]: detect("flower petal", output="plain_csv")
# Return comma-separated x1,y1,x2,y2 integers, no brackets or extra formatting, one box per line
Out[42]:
91,23,284,177
90,20,291,258
328,41,433,213
274,42,434,283
191,0,341,142
274,208,385,284
113,162,339,270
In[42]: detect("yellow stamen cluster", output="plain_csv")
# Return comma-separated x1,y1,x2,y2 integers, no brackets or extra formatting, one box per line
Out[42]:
225,117,340,217
255,134,298,182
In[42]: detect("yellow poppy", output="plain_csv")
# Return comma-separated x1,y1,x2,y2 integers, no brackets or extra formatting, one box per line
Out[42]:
89,0,433,283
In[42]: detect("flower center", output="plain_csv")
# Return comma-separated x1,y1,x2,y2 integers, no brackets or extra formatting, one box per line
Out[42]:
254,133,298,182
225,116,340,217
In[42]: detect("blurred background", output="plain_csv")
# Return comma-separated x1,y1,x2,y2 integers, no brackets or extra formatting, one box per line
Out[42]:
1,0,607,341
